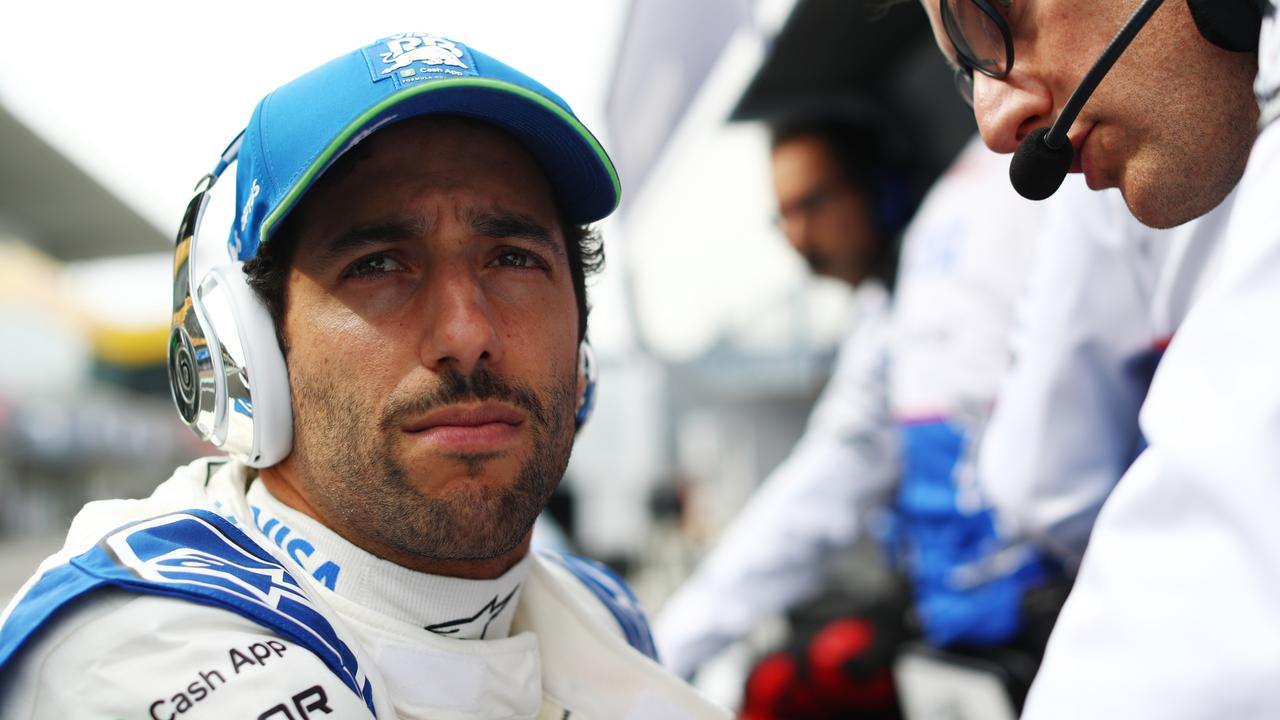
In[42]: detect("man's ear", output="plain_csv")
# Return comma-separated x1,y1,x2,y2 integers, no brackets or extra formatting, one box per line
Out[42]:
574,340,597,428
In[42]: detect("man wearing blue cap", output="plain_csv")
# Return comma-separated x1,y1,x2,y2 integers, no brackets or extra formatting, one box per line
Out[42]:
0,32,727,719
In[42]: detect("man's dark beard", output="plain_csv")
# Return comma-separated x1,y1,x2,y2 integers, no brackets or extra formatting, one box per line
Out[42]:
289,364,576,563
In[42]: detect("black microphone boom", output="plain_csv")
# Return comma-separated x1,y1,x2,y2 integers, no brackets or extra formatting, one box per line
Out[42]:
1009,0,1167,200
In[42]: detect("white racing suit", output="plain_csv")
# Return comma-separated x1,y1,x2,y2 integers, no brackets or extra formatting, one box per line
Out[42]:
978,178,1234,570
1023,8,1280,717
654,137,1055,678
0,458,729,720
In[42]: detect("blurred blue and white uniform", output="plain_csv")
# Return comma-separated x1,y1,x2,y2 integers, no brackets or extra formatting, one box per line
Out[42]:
1025,10,1280,718
978,178,1232,571
655,277,897,680
655,137,1051,677
889,137,1056,648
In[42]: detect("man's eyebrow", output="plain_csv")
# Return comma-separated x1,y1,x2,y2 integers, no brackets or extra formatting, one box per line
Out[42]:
312,217,427,265
468,209,565,258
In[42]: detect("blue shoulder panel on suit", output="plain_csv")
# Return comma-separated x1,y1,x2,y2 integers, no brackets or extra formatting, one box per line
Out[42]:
544,552,659,661
0,510,377,716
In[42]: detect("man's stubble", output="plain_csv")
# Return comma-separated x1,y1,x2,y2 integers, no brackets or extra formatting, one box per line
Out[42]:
287,362,577,563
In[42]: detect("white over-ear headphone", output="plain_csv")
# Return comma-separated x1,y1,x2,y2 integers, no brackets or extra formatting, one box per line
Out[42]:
169,134,600,467
168,133,292,468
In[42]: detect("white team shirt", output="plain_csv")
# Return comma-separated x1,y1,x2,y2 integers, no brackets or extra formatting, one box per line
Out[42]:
978,179,1233,569
891,135,1043,423
1023,14,1280,717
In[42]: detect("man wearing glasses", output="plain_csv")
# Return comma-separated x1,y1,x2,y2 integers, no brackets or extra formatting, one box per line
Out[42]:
916,0,1280,717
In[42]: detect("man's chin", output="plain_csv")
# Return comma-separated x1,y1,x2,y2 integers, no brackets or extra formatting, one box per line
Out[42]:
1124,193,1220,231
1118,149,1246,229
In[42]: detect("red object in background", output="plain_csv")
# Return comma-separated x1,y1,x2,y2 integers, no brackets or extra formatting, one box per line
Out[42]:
741,617,900,719
741,651,796,719
741,651,822,720
808,618,896,710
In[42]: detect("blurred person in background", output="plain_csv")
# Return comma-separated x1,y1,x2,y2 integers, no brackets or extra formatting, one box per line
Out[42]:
654,112,1065,717
656,112,912,720
0,32,727,719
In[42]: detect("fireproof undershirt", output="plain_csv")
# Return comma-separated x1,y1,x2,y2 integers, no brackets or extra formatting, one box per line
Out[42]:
246,479,530,641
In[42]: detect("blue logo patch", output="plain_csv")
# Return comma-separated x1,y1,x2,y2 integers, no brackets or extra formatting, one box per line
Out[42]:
102,512,378,714
108,515,308,607
362,33,478,88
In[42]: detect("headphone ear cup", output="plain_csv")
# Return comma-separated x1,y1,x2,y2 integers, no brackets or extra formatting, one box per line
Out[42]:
1186,0,1261,52
200,263,293,467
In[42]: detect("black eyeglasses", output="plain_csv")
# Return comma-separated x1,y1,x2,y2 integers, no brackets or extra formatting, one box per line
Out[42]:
940,0,1014,106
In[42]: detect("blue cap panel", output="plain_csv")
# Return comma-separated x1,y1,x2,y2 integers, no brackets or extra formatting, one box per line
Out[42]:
228,32,620,262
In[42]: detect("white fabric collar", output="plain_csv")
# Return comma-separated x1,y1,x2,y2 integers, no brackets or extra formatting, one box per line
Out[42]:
245,478,530,641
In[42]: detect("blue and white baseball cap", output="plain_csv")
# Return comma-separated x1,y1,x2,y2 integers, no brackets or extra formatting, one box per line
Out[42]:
228,32,620,261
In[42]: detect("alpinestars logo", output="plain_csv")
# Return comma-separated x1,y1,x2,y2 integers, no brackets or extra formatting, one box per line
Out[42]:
425,586,519,640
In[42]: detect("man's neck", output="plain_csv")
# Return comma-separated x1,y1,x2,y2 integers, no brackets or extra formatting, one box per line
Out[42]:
257,464,531,580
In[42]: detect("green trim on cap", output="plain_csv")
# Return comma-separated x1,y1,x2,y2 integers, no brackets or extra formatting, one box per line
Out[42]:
259,77,621,244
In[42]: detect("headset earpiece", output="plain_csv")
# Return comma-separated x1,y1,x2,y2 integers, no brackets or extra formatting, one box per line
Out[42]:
167,136,293,468
575,340,598,429
1187,0,1261,52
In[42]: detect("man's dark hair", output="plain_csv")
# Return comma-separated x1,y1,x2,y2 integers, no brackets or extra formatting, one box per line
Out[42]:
769,112,919,287
244,215,603,351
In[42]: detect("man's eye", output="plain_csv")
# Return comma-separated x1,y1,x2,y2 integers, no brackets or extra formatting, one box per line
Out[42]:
344,254,406,278
489,248,547,270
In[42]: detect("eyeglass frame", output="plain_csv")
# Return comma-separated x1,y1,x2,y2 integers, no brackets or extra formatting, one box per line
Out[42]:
940,0,1016,107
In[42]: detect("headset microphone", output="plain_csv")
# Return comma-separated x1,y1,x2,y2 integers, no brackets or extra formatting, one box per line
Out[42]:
1009,0,1167,200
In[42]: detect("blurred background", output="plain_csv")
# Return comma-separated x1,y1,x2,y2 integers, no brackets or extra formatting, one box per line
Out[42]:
0,0,975,704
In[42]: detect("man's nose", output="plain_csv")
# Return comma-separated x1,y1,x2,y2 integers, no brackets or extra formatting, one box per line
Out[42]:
972,71,1055,154
420,269,503,376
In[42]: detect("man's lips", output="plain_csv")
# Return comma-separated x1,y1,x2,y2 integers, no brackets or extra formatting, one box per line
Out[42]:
1067,124,1096,175
405,403,524,432
403,402,525,451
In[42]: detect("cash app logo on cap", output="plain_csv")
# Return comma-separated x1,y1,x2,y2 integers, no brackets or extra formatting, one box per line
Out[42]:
363,33,478,86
